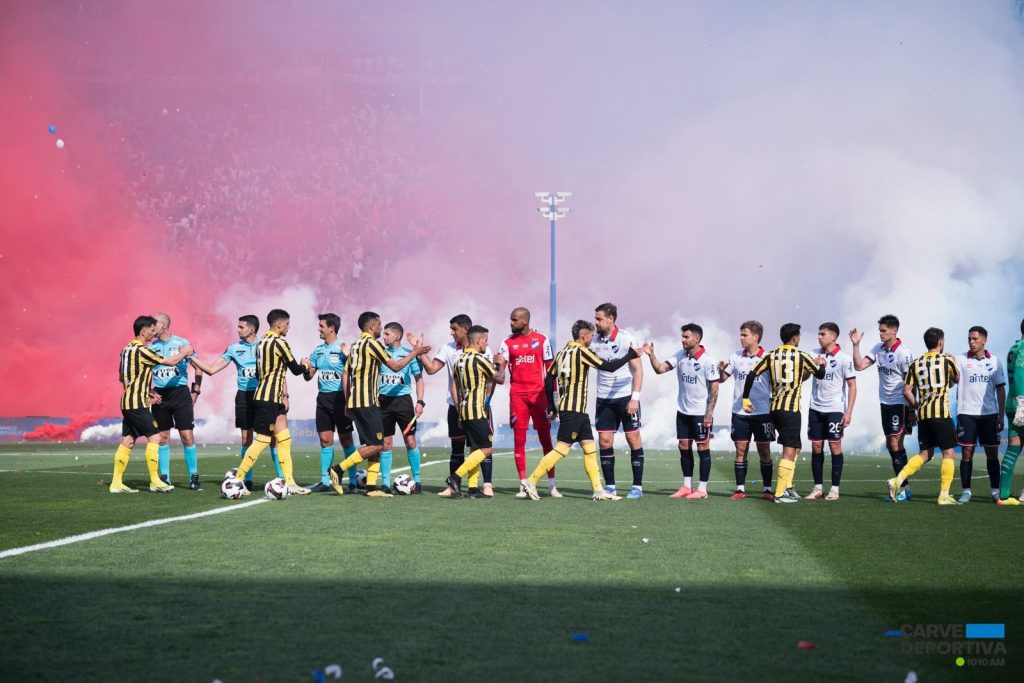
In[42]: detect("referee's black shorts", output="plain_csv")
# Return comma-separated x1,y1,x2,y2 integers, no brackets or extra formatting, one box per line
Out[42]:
380,394,416,436
315,391,354,434
152,386,195,431
235,390,256,430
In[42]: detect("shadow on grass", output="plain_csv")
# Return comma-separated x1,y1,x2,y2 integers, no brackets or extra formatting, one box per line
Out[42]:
0,577,1017,682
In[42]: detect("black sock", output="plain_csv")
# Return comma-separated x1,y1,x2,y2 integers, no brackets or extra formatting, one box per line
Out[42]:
698,450,711,483
831,453,844,487
890,448,907,477
760,460,773,489
600,447,615,486
630,448,644,487
450,440,465,485
734,460,748,486
960,459,973,490
679,445,694,478
986,456,1001,489
811,451,824,486
481,455,493,485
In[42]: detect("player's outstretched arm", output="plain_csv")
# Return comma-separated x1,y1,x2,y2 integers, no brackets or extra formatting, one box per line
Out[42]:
158,344,193,367
643,342,672,374
384,341,432,373
849,328,874,371
407,333,444,374
190,356,228,376
717,359,731,383
492,353,506,385
597,346,638,373
301,357,315,381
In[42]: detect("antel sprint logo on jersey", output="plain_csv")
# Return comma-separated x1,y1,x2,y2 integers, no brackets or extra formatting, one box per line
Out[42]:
515,356,535,365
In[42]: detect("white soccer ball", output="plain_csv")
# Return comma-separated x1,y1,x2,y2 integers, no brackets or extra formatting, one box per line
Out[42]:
221,477,246,500
224,467,239,480
264,478,289,500
355,468,368,490
393,474,414,495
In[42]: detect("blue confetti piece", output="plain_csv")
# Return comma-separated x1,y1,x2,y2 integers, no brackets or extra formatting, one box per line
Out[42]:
47,124,56,134
884,630,903,638
571,633,589,643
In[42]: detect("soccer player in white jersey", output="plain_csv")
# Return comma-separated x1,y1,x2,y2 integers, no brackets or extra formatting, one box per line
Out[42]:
717,320,776,500
954,326,1006,503
641,323,720,499
416,314,494,496
591,303,646,498
804,322,857,500
850,314,915,501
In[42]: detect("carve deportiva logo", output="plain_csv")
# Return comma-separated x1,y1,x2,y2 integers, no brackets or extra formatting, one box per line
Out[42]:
890,623,1006,668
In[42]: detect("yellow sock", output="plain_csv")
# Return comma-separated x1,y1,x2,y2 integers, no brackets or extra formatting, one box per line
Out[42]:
775,459,795,497
468,469,480,488
529,444,569,484
339,451,365,472
145,441,161,484
112,445,131,485
237,435,271,479
456,449,488,479
366,461,380,486
582,442,602,491
939,457,954,496
276,429,295,483
895,454,926,486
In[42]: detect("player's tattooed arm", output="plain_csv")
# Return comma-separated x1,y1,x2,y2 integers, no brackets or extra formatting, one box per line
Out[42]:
704,381,719,430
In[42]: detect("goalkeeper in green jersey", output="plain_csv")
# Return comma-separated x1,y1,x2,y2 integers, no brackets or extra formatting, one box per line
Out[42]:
998,319,1024,505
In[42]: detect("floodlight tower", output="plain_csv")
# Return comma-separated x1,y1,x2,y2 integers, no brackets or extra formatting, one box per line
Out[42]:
535,192,571,350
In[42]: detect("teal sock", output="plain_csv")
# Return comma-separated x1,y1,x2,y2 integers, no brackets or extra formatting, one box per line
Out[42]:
380,451,393,486
183,445,198,477
408,447,422,483
239,446,253,482
270,448,283,479
344,443,358,485
158,444,171,481
320,446,335,485
1000,445,1021,499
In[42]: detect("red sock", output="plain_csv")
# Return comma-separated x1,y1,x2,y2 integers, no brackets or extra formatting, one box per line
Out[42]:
513,428,528,478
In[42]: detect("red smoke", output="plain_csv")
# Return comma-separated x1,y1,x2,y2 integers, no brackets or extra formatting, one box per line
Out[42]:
24,415,101,442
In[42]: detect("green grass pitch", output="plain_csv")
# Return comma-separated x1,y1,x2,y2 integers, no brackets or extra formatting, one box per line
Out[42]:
0,443,1020,681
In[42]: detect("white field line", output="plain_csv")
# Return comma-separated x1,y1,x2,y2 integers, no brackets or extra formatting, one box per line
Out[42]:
0,455,487,560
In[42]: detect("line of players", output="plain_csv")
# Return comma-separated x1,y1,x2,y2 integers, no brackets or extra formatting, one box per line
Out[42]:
110,306,1024,504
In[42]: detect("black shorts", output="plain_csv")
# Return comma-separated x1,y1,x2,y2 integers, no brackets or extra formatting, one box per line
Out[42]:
676,413,710,444
462,417,493,451
731,413,774,444
557,411,595,444
918,417,956,451
808,409,844,443
122,408,160,439
234,390,256,430
381,394,416,436
152,386,195,432
447,404,465,439
352,407,384,446
880,403,907,437
316,392,354,434
253,400,286,437
956,414,999,448
595,396,641,433
771,410,802,449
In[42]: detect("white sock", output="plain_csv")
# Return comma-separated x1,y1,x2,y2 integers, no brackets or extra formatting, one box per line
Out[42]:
812,484,823,491
829,485,839,495
547,479,557,488
991,488,999,497
698,481,708,492
683,476,692,488
736,484,745,492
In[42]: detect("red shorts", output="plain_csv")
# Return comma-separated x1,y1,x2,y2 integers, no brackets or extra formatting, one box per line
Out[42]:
510,392,551,432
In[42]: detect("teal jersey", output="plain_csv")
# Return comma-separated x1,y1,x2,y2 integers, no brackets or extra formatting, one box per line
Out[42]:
379,345,422,397
309,340,346,393
221,339,259,392
149,334,191,389
1007,339,1024,411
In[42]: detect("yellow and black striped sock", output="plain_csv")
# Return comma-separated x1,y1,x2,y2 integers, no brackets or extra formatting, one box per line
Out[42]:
529,444,569,485
237,434,271,480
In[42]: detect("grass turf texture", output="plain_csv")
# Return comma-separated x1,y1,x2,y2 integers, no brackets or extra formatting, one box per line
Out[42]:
0,443,1020,681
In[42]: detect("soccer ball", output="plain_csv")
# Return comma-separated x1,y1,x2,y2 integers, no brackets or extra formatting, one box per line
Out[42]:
221,477,246,500
355,468,368,490
264,478,289,500
224,467,239,480
393,474,414,495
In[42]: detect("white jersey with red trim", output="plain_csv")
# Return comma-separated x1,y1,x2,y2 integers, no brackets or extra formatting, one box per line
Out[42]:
500,330,553,396
955,351,1006,416
810,346,855,413
433,341,493,406
725,348,770,415
864,339,913,405
665,346,719,416
591,326,637,400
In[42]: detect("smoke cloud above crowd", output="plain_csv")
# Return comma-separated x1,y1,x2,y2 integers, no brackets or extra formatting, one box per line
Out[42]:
3,1,1023,448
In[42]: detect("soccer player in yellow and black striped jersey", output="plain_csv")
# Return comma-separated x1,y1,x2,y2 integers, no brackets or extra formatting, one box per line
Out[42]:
887,327,962,505
111,315,193,494
445,325,507,498
742,323,826,503
521,320,638,501
328,311,431,496
232,309,310,496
